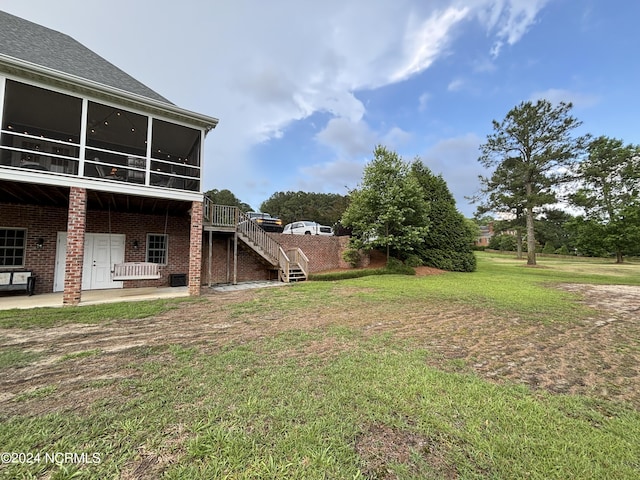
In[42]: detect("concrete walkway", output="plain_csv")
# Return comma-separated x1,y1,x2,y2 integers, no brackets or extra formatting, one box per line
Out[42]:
0,286,189,310
209,280,286,292
0,281,286,310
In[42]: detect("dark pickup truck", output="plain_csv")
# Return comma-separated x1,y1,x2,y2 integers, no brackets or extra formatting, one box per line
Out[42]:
246,212,284,232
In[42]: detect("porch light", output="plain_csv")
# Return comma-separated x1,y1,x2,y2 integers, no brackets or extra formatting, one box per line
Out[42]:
35,238,44,249
133,240,139,250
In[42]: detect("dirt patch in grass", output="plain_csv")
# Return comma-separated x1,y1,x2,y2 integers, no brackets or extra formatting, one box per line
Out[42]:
2,282,640,420
355,424,456,479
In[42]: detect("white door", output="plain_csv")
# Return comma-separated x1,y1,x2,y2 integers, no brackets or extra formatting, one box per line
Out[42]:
54,233,125,291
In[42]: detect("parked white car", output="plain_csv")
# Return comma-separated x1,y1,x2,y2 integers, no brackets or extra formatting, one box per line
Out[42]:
283,221,333,235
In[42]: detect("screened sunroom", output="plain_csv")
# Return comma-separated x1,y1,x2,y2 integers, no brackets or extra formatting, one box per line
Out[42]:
1,79,203,193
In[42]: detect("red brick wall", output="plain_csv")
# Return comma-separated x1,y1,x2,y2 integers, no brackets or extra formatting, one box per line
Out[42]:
0,201,193,294
272,234,369,271
86,208,191,289
0,203,68,295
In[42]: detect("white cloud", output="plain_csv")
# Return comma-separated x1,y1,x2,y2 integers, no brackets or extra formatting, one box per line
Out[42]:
418,92,431,112
448,78,465,91
383,127,413,148
315,118,378,158
391,6,470,82
472,0,551,57
298,158,367,193
529,89,600,108
421,133,485,216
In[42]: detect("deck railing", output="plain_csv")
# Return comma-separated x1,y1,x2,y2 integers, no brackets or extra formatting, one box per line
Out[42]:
203,199,237,228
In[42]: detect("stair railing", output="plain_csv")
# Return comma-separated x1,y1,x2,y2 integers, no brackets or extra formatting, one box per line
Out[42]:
278,247,291,283
236,210,280,264
286,248,309,278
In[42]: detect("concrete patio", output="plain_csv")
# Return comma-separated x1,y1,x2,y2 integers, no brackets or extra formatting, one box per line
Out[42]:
0,281,286,310
0,286,189,310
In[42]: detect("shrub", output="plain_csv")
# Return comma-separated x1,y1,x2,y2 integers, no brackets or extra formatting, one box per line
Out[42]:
404,254,424,267
543,241,555,254
386,257,416,275
342,248,361,268
416,247,477,272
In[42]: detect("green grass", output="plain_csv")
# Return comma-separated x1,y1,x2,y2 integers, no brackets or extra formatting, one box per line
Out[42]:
13,385,58,402
0,347,42,368
59,349,102,362
2,333,639,478
329,252,640,324
258,251,640,326
2,253,640,478
0,297,199,329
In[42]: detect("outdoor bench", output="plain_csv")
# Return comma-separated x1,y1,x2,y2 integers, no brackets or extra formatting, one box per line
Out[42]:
0,270,36,295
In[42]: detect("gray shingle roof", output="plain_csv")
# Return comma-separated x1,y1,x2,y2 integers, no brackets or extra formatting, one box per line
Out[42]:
0,10,173,105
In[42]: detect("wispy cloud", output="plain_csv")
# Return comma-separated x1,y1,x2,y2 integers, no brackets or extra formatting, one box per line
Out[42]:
474,0,551,57
529,88,600,108
448,78,465,92
418,92,431,112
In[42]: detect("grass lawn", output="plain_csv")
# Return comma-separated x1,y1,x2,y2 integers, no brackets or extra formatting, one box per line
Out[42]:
1,252,640,479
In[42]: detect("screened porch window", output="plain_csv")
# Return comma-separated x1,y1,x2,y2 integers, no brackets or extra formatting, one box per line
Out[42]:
84,101,149,185
1,80,81,174
150,119,201,191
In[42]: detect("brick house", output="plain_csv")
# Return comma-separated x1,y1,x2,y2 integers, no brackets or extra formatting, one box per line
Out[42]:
474,223,494,247
0,11,218,305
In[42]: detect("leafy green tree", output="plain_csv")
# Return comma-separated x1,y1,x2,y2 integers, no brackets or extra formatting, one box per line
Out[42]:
478,100,589,265
465,218,481,242
542,241,555,254
570,136,640,263
260,191,348,226
535,209,576,251
410,160,476,272
488,233,516,251
204,188,252,211
341,145,429,259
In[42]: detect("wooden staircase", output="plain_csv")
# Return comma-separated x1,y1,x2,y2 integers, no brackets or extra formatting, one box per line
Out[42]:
203,199,308,283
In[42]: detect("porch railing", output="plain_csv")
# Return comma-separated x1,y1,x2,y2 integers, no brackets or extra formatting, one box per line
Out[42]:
203,200,237,229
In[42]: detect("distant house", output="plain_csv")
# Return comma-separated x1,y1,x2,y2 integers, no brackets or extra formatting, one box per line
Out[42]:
0,11,218,305
474,223,494,247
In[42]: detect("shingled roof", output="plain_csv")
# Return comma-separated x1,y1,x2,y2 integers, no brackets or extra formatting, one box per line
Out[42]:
0,10,173,105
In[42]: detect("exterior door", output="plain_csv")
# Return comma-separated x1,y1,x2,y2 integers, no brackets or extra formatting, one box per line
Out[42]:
54,233,125,291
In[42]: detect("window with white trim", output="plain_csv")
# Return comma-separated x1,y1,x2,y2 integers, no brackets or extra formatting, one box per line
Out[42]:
0,229,26,267
146,234,167,264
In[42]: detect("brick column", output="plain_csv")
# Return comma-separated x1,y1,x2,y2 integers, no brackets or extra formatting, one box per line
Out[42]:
188,201,203,296
63,187,87,306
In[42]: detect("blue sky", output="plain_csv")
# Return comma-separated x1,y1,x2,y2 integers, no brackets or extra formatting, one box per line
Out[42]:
3,1,639,216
